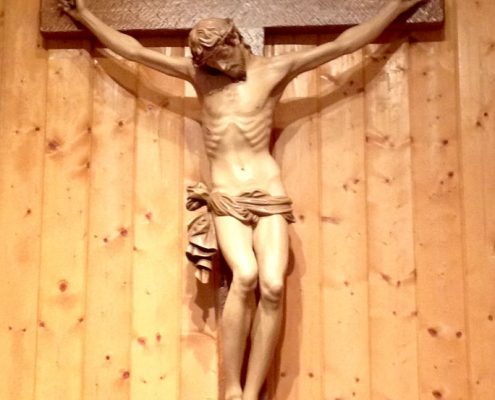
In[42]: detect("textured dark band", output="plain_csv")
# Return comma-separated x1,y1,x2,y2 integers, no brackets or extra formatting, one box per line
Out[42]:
41,0,444,39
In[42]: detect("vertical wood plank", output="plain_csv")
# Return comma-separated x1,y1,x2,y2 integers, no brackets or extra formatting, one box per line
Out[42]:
0,0,4,87
131,46,184,399
271,35,323,400
1,4,493,400
83,53,136,400
35,46,93,400
409,1,470,396
364,42,419,400
318,47,371,400
455,0,495,397
0,0,47,398
180,51,219,400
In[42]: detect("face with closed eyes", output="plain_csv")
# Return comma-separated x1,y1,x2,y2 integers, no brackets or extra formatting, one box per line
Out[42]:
188,18,250,81
202,40,247,80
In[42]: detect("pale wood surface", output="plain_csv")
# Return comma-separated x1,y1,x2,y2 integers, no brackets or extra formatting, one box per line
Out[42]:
271,36,323,400
456,0,495,398
1,2,495,399
410,1,470,395
35,46,92,400
319,48,370,400
0,0,47,399
364,41,419,400
83,55,136,399
131,46,184,399
0,0,4,89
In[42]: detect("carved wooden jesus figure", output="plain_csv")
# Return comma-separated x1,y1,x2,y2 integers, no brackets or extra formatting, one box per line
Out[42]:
60,0,424,398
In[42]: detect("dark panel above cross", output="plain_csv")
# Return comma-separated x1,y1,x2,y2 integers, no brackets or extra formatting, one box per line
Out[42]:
41,0,444,54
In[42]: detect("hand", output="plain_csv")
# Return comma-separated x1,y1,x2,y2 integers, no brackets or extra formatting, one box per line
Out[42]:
58,0,86,21
393,0,426,14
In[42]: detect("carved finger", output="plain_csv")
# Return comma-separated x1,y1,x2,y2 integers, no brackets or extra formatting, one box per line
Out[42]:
61,0,76,10
57,4,67,13
57,0,70,11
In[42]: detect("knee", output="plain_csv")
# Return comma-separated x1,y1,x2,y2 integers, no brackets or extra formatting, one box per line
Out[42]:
260,279,285,307
232,270,258,296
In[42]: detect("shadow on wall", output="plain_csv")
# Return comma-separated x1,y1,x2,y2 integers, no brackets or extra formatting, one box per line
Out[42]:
78,34,418,397
94,37,407,152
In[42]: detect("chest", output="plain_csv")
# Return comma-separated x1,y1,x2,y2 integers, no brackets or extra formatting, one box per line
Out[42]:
197,68,281,117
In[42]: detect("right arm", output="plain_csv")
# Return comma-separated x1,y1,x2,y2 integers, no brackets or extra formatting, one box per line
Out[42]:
269,0,425,84
60,0,195,82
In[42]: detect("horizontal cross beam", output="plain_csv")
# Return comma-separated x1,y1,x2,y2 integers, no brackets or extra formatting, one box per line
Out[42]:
40,0,444,39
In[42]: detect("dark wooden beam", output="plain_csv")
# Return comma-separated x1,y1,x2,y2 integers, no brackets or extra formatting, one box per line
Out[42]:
40,0,444,39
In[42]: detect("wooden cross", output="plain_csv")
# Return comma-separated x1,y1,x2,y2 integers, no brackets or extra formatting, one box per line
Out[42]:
41,0,444,54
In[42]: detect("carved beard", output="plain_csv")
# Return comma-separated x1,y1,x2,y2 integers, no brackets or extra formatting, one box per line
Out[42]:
224,49,247,81
225,64,247,81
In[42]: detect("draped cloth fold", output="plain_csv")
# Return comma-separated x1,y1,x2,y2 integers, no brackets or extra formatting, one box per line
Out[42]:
186,182,295,282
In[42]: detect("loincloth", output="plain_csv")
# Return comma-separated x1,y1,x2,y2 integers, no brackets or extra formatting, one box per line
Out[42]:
185,182,295,282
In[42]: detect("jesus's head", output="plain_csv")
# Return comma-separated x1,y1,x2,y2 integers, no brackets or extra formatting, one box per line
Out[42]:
188,18,252,80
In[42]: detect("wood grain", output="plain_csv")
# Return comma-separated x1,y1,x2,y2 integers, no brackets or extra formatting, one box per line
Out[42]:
83,55,136,400
456,0,495,397
410,0,470,396
40,0,444,38
35,46,92,400
0,0,4,85
318,47,370,400
410,42,470,400
3,1,495,400
364,41,419,400
130,45,184,399
0,0,47,399
271,35,323,400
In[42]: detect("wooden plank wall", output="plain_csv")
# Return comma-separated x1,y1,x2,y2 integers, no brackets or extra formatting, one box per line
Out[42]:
0,0,494,399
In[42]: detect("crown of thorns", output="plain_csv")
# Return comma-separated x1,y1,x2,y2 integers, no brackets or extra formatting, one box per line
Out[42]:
189,19,240,66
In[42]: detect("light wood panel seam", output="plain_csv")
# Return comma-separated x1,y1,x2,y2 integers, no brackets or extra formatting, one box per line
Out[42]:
317,34,325,400
363,46,373,400
32,41,50,400
129,53,140,400
365,40,419,399
450,1,475,397
356,47,374,400
0,0,5,101
128,57,137,400
406,38,424,400
81,39,96,400
445,1,472,393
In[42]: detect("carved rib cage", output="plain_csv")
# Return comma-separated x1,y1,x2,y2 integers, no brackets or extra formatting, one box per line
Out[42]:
4,1,495,400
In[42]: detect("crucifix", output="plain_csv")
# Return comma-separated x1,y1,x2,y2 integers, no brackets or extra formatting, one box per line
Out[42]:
43,1,443,399
41,0,443,51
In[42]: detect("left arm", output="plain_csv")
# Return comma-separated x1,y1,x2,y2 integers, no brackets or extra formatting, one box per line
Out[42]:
274,0,424,81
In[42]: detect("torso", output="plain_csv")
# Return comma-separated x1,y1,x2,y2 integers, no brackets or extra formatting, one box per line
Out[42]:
193,56,289,196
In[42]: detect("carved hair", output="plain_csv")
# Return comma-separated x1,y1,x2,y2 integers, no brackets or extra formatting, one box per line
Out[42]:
188,18,251,67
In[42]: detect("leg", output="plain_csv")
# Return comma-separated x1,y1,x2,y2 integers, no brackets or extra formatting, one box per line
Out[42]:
243,215,289,400
214,216,258,400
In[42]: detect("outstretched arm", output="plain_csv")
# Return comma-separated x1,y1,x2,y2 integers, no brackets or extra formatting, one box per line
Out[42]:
59,0,195,82
274,0,425,81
